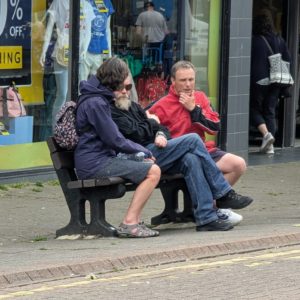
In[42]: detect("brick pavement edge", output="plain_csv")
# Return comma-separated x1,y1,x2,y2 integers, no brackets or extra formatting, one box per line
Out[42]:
1,232,300,288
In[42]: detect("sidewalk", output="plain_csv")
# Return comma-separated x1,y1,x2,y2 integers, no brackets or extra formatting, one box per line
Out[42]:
1,161,300,288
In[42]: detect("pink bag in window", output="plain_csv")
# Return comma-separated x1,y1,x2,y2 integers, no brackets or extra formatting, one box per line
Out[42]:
0,86,26,118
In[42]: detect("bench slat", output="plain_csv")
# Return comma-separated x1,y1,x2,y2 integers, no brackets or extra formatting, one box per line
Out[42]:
160,174,184,181
67,177,126,189
52,151,74,170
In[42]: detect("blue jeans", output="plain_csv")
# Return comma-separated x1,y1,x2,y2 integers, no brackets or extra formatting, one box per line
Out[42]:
146,133,231,226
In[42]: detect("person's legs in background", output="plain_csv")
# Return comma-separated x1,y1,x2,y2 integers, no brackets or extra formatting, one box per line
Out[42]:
250,84,276,153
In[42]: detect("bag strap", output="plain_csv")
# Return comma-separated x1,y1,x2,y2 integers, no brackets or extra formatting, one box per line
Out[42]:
1,88,10,130
261,35,274,55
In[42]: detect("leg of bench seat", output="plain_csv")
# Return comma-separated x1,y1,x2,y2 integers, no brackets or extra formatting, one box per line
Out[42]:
56,170,87,237
87,198,118,237
84,185,126,237
151,179,194,226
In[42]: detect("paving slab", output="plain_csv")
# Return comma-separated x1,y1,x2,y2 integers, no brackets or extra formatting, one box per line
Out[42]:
0,162,300,288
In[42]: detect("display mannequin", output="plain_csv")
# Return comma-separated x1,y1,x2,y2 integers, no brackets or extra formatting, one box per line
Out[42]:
79,0,115,83
40,0,95,128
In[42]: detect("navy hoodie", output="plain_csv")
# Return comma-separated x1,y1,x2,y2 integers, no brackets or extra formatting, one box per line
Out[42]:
74,75,152,180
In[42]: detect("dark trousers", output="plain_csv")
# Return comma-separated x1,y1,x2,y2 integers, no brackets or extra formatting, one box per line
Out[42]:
250,83,281,137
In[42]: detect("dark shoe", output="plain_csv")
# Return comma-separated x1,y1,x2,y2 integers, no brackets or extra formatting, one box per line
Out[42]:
196,219,234,231
216,190,253,210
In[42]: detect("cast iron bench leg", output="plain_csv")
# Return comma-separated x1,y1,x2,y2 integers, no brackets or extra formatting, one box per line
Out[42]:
151,179,194,225
56,194,87,237
55,170,87,237
84,185,126,237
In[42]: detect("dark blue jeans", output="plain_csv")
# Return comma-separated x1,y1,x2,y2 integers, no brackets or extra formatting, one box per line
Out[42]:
146,134,231,226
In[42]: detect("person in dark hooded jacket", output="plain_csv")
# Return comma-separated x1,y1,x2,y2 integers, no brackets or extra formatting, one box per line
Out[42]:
250,10,292,154
75,57,161,238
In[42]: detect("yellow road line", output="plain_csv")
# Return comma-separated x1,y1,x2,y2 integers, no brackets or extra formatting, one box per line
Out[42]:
1,249,300,299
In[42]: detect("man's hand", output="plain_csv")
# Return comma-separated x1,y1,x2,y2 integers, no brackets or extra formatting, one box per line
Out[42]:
179,91,196,111
146,111,160,123
154,135,167,148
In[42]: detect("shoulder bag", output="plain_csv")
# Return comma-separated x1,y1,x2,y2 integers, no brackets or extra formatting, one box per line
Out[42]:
261,35,294,86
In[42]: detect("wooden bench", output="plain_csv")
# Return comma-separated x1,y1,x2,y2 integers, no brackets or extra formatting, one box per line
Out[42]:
47,137,194,237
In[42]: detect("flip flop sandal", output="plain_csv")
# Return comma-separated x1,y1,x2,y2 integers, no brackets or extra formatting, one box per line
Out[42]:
117,223,159,238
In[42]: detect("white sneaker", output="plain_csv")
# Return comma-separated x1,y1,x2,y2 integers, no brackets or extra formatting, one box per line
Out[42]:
216,208,243,226
260,132,275,152
265,144,274,154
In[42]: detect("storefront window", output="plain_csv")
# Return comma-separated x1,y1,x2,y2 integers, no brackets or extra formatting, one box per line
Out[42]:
78,0,179,108
0,0,53,171
183,0,221,107
0,0,221,173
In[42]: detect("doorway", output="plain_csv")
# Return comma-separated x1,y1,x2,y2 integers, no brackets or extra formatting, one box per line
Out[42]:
249,0,299,150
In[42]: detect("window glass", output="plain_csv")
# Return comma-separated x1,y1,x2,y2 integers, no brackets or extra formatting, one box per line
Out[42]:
183,0,221,108
78,0,179,108
0,0,53,171
0,0,221,172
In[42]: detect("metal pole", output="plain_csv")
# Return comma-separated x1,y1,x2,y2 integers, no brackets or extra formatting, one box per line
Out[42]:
68,0,80,102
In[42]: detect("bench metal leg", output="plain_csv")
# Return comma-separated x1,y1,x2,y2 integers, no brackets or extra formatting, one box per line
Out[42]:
84,185,126,237
55,170,87,237
151,179,195,226
56,195,87,237
87,199,118,237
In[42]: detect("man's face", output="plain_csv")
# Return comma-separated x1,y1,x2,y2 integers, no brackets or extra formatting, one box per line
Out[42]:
113,76,132,111
171,68,196,96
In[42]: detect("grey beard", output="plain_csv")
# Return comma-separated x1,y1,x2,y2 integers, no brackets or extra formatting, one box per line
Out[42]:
115,96,131,111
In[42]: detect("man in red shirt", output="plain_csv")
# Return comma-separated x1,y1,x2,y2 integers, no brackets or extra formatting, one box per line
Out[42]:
148,60,247,186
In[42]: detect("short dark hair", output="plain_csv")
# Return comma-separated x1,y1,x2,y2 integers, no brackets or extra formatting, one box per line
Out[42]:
171,60,196,79
144,1,154,8
96,57,129,91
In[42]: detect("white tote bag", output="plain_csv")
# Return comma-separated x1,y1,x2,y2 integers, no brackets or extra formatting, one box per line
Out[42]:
261,36,294,86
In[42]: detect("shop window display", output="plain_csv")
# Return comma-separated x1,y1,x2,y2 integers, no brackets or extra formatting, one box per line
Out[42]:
108,0,178,108
40,0,95,131
0,0,221,173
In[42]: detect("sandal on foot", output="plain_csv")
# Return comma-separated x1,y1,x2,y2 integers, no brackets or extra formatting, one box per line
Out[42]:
117,222,159,238
139,221,159,236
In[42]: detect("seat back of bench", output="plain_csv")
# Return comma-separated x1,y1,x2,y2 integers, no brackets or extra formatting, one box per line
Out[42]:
47,137,127,189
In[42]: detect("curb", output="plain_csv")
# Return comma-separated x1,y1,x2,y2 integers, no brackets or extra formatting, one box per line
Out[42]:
1,232,300,288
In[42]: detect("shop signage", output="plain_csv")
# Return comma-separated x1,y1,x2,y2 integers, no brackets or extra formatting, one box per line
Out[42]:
0,0,32,86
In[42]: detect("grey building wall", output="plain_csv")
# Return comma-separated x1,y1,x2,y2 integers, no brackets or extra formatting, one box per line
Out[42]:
225,0,253,160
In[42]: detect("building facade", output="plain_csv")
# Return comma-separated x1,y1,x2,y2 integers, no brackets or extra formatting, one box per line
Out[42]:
0,0,299,183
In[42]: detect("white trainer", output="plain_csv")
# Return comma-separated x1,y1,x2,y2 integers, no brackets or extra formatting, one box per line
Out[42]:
265,144,274,154
260,132,275,153
216,208,243,226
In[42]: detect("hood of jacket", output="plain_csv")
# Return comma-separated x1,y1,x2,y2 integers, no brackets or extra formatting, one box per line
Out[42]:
79,75,114,103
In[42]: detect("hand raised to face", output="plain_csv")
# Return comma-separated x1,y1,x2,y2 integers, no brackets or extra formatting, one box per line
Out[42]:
179,91,196,111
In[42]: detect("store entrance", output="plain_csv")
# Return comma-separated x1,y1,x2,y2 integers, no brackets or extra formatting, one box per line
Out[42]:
249,0,299,150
